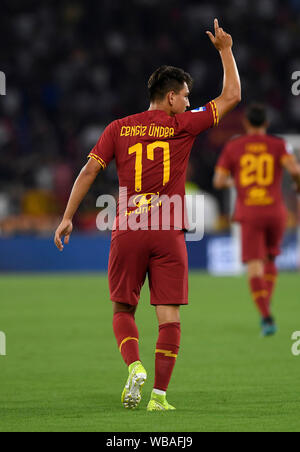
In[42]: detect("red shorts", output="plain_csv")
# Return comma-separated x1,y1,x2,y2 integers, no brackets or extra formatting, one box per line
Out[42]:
108,230,188,306
241,213,286,263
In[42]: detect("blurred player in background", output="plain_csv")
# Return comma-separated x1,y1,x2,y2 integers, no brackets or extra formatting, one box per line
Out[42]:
54,19,241,411
214,104,300,336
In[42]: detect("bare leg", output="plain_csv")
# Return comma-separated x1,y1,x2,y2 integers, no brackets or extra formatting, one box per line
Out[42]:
155,305,180,325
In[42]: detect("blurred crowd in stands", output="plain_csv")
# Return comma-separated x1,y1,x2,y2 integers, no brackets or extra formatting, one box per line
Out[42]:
0,0,299,235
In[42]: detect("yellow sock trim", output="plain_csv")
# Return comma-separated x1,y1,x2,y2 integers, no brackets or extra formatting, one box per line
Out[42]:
265,274,277,282
119,337,139,352
155,349,177,358
252,290,269,300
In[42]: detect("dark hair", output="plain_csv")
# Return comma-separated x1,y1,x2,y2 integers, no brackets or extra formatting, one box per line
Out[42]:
148,65,193,102
246,103,267,127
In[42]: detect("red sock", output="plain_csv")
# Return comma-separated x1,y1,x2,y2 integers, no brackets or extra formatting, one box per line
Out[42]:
113,312,140,366
264,261,278,305
250,277,271,319
154,322,181,392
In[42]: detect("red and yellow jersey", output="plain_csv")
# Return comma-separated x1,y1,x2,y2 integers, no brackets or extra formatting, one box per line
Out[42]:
89,102,218,234
216,134,293,222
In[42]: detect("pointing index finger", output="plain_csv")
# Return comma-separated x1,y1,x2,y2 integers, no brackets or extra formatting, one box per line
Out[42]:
214,18,219,31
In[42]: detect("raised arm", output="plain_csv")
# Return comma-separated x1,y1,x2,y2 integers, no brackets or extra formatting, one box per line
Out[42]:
54,158,101,251
206,19,241,119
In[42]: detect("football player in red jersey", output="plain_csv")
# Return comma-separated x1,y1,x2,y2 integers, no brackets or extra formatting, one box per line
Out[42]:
214,104,300,336
55,19,241,411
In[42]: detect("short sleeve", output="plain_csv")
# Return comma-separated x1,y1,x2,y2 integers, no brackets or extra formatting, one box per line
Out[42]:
216,143,234,176
279,140,294,166
175,101,219,136
88,121,116,169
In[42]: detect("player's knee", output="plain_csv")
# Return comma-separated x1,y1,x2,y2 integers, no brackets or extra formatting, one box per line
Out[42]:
112,302,137,315
248,260,264,279
156,305,180,325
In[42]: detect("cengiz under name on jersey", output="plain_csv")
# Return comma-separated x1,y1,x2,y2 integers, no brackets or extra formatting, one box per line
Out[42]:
120,124,175,138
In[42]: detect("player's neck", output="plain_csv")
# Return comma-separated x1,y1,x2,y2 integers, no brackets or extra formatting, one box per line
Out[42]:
148,103,174,117
246,127,267,136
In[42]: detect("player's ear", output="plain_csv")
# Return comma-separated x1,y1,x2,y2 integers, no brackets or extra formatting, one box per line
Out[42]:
167,91,175,106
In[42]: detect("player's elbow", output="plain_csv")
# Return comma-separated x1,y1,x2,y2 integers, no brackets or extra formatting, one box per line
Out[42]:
285,161,300,177
223,84,242,107
227,90,241,107
292,164,300,177
218,91,241,118
235,84,242,103
289,168,299,178
213,175,224,190
82,159,102,178
235,91,242,104
214,181,224,190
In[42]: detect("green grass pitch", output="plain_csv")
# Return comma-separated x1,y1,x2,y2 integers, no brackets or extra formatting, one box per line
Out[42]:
0,272,300,432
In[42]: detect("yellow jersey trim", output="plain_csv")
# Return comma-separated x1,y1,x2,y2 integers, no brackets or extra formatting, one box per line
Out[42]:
88,153,106,169
210,100,219,127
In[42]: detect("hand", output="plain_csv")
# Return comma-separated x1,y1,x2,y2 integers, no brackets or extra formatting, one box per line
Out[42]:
54,219,73,252
227,177,235,188
206,18,233,52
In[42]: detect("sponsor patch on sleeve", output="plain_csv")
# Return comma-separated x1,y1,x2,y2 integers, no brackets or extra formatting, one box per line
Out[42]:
285,142,294,155
191,106,207,113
